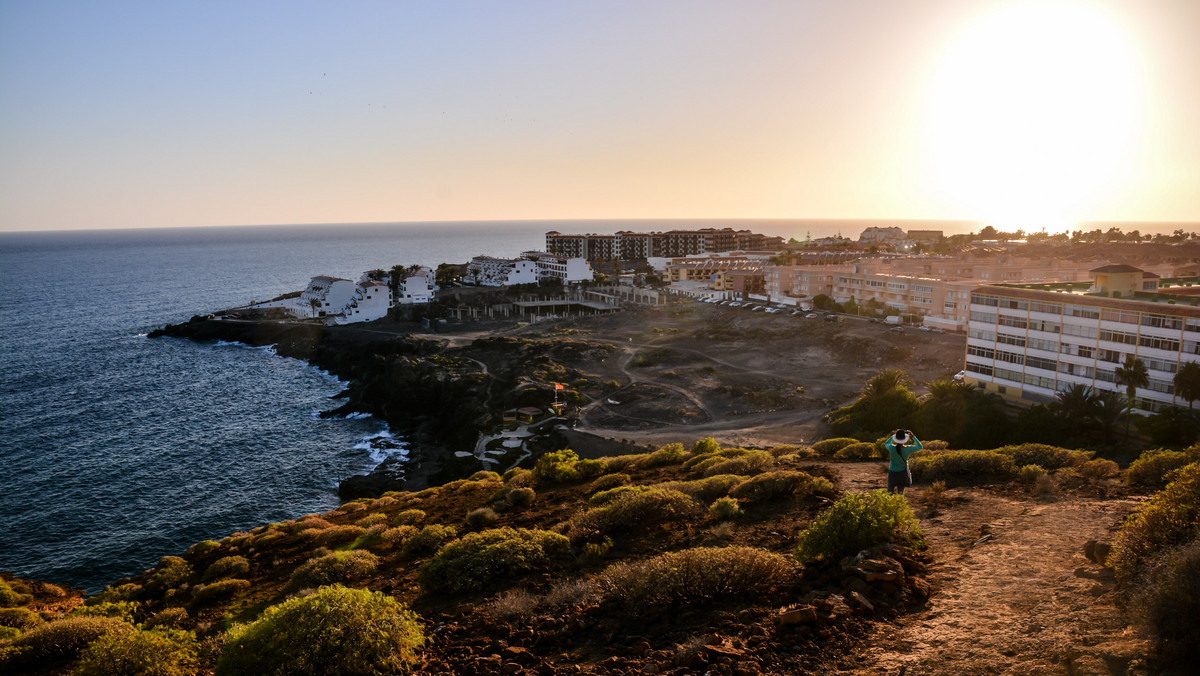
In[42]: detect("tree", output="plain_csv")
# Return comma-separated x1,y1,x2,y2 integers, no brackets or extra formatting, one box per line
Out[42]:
918,380,1009,448
1093,390,1126,446
1116,356,1150,435
1175,361,1200,409
1051,384,1099,441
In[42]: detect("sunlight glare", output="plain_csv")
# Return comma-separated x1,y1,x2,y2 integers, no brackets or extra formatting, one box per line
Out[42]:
922,1,1143,234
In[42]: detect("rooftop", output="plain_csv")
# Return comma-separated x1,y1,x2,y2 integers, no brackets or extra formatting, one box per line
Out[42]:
988,276,1200,310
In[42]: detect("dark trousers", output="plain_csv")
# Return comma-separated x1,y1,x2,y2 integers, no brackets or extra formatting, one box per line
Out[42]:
887,468,912,494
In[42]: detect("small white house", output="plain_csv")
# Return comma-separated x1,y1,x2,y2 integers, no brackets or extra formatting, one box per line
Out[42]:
396,267,437,304
300,276,356,318
466,256,540,286
523,251,594,284
333,278,392,324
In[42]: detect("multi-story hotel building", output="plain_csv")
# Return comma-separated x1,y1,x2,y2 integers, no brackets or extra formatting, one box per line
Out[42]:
545,228,784,261
963,265,1200,413
465,252,594,287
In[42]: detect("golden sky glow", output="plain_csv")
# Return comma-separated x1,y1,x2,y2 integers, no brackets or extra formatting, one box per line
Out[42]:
0,0,1197,232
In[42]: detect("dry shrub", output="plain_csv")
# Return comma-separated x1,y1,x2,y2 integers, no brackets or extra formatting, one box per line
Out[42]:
770,445,815,459
356,513,388,528
923,480,948,508
286,551,378,592
708,497,741,520
589,484,653,506
381,526,417,547
288,517,333,533
577,458,609,478
202,556,250,581
601,546,793,606
1109,462,1200,583
995,443,1092,470
909,450,1016,484
145,607,188,629
466,507,499,529
414,487,440,500
1019,464,1047,483
469,470,502,482
74,626,199,676
312,525,366,549
1127,537,1200,670
502,487,536,509
1033,473,1058,497
0,607,44,630
567,489,701,542
811,437,860,457
654,475,743,503
834,441,884,461
503,469,535,487
144,557,192,596
703,451,774,477
186,540,221,557
489,589,539,620
0,616,133,669
728,470,832,502
1080,458,1120,481
401,525,459,559
417,528,570,594
394,509,426,525
601,453,648,473
1127,449,1195,487
189,579,251,611
639,443,688,468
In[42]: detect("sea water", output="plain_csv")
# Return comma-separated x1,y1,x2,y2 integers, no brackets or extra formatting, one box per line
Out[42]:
0,219,863,591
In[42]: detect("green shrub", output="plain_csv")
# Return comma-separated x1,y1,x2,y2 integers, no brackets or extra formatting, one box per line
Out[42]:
576,458,609,478
356,513,388,528
502,487,536,509
833,441,884,460
995,443,1091,470
1019,464,1047,483
145,607,187,629
74,626,199,676
795,490,925,564
567,489,700,541
188,579,251,611
381,526,417,547
86,584,139,606
1127,449,1194,487
0,607,44,630
909,450,1016,484
1079,458,1120,481
770,445,816,459
589,473,631,493
601,547,793,606
469,470,502,482
654,475,743,503
0,579,29,608
708,497,741,520
1127,537,1200,670
394,509,426,525
144,557,192,596
68,601,138,624
639,443,688,468
401,525,459,558
0,616,133,669
533,449,582,483
588,484,653,506
465,507,499,529
418,528,570,594
216,585,423,675
1109,462,1200,583
688,456,725,475
286,551,378,592
602,454,647,473
502,468,534,485
692,437,720,455
728,470,831,502
312,525,366,549
811,437,859,457
703,451,774,477
202,556,250,581
0,626,20,641
186,540,221,557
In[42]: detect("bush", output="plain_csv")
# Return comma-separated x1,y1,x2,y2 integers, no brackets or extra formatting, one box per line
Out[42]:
1079,458,1120,481
502,487,536,509
833,441,884,461
68,601,138,624
356,513,388,528
394,509,426,525
795,490,925,563
995,443,1091,470
74,626,199,676
312,525,366,549
811,438,859,457
216,585,423,675
703,451,774,477
601,547,793,606
1127,537,1200,670
567,489,701,542
692,437,721,455
418,528,570,594
202,556,250,581
601,454,647,473
708,497,741,520
589,473,631,493
86,584,139,606
639,443,688,468
286,551,379,592
502,468,534,485
0,607,44,630
465,507,499,529
1018,464,1046,483
654,475,743,503
145,607,188,629
0,616,133,669
381,526,417,547
909,450,1016,484
589,484,653,506
1127,449,1194,487
401,525,459,558
144,557,192,596
186,540,221,557
0,580,29,608
533,449,582,483
728,471,832,502
1109,462,1200,583
1032,473,1057,497
189,579,251,611
469,470,501,482
770,445,815,459
576,458,609,478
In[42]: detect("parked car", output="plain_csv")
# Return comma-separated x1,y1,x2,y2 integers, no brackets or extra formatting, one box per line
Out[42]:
805,313,818,319
889,326,904,333
954,370,966,381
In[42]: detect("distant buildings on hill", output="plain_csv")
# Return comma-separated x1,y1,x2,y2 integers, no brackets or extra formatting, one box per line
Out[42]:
463,251,595,287
545,227,785,261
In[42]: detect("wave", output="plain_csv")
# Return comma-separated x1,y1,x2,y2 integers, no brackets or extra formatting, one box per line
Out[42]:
353,425,409,465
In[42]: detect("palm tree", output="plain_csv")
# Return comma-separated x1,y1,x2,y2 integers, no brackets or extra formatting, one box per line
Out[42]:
1092,390,1126,445
1175,361,1200,410
1052,384,1098,441
1115,356,1150,435
861,368,911,401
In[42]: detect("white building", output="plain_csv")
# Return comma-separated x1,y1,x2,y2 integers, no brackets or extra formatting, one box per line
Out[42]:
466,256,540,286
334,278,392,324
522,251,594,284
963,266,1200,413
300,276,357,319
396,267,437,304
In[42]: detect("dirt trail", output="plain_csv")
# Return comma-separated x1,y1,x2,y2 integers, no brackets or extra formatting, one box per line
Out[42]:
827,463,1148,676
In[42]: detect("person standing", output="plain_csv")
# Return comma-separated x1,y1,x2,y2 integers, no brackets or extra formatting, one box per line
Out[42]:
884,429,922,494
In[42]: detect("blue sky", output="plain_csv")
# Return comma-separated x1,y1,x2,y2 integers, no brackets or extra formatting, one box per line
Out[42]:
1,0,1197,231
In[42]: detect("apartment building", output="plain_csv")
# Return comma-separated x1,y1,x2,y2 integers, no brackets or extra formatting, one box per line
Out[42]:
465,252,594,287
963,266,1200,413
664,257,763,283
545,228,784,262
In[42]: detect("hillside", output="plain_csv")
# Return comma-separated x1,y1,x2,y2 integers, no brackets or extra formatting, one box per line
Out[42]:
3,439,1184,675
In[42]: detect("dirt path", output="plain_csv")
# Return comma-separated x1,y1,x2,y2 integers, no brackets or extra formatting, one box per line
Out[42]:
827,463,1149,676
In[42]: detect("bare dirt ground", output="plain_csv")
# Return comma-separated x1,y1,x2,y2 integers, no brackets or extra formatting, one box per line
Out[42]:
830,463,1149,676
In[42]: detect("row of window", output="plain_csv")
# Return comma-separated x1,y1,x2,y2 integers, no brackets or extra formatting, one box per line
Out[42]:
972,295,1200,336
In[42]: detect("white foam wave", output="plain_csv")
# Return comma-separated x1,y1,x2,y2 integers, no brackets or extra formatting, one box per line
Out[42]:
353,426,409,465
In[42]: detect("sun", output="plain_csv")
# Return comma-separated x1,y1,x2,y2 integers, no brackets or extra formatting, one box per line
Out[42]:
921,0,1143,234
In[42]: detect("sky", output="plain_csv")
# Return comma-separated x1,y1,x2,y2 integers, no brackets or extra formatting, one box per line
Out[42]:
1,0,1198,233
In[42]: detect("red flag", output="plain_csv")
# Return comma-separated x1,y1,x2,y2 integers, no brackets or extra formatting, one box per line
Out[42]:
554,383,564,390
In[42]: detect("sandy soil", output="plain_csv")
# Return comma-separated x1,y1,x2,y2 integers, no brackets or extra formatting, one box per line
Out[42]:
830,463,1149,676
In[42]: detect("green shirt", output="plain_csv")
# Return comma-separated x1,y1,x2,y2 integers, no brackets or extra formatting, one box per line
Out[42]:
884,437,922,472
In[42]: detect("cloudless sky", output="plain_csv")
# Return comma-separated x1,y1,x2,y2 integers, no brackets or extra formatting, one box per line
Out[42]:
1,0,1197,232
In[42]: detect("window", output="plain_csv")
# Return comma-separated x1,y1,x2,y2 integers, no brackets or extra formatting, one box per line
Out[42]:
1028,337,1059,353
1102,309,1140,324
1000,298,1028,311
995,367,1023,383
967,345,995,359
1030,301,1063,315
1144,357,1178,374
1028,319,1061,333
1062,323,1098,339
970,328,996,341
1142,314,1183,330
970,311,997,324
971,294,999,307
1099,329,1138,346
996,350,1025,365
965,361,994,376
997,333,1027,347
1024,372,1055,389
1066,304,1100,320
1026,355,1057,372
998,315,1027,329
1058,362,1094,378
1139,335,1181,352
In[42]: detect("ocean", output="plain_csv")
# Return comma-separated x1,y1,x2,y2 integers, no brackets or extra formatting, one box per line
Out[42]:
2,218,884,592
